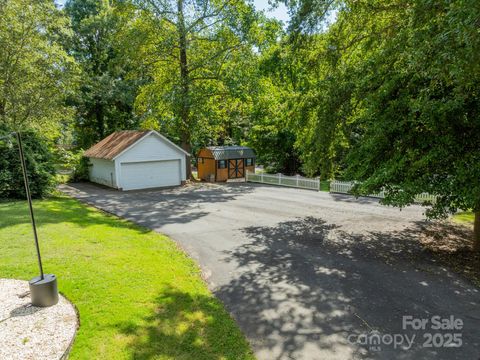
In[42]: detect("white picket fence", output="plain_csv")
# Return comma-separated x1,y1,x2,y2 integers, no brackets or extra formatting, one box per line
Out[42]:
330,180,385,199
330,180,436,203
246,173,436,203
414,192,437,203
246,171,319,191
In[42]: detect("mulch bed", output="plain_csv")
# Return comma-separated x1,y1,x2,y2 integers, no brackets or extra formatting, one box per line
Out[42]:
417,221,480,287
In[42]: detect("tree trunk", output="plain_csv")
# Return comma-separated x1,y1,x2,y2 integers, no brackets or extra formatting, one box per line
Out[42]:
474,211,480,252
0,99,5,120
177,0,192,179
181,132,192,180
95,102,104,140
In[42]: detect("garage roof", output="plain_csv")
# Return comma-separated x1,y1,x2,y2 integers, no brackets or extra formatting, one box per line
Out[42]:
207,146,256,160
84,131,149,160
84,130,190,160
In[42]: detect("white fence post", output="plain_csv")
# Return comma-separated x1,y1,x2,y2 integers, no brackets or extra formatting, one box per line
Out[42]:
278,173,281,185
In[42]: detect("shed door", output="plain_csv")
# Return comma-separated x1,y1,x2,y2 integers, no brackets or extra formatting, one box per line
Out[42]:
120,160,181,190
228,159,244,178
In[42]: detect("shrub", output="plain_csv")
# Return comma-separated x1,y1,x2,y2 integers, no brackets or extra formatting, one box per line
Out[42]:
51,147,90,182
0,130,56,199
71,153,90,182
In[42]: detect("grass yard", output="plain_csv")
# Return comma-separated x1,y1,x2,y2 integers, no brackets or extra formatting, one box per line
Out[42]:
319,180,330,192
452,211,475,224
0,197,254,360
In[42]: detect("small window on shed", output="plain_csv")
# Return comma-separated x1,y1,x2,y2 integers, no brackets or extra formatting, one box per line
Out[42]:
218,160,227,169
199,157,204,164
246,158,254,166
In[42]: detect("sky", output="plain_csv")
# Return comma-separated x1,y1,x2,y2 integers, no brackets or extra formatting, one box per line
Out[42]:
253,0,290,24
55,0,290,23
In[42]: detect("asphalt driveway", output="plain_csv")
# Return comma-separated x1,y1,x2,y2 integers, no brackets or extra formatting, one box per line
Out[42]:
61,182,480,360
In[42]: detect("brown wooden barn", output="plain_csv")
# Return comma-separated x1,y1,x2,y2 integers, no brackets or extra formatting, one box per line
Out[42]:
197,146,256,182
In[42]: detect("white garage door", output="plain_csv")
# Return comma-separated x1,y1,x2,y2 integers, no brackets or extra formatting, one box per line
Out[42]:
120,160,181,190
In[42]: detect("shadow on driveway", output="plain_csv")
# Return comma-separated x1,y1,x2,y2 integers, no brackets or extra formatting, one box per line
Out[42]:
60,182,255,228
216,217,480,359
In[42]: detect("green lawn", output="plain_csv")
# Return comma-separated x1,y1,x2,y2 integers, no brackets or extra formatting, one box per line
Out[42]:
0,197,254,360
452,211,474,224
319,180,330,192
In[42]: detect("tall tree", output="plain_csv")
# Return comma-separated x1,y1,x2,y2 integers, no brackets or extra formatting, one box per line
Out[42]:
248,38,302,174
283,0,480,251
345,0,480,251
0,0,75,136
129,0,259,177
65,0,140,148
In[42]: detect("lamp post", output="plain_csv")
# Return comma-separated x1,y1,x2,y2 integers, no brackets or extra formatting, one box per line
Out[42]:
5,132,59,307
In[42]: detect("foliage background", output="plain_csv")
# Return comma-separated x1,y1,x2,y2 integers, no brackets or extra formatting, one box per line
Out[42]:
0,130,56,199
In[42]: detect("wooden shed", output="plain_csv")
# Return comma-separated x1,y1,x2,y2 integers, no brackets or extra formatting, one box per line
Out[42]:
197,146,256,182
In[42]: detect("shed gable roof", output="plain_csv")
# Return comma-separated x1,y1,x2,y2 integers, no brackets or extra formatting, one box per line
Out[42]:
84,130,189,160
206,146,256,160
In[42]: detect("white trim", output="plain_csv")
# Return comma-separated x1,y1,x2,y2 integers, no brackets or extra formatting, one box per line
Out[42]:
114,157,122,189
119,157,181,165
112,130,190,160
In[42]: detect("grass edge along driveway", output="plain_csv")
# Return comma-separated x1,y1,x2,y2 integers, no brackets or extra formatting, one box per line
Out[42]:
0,196,254,359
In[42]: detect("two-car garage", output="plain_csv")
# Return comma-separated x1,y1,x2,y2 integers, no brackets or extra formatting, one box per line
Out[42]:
84,130,189,191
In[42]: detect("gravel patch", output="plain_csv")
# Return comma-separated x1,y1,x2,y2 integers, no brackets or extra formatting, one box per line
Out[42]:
0,279,78,360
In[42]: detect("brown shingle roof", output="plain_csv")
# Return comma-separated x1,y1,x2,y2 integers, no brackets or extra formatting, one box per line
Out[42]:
84,130,149,160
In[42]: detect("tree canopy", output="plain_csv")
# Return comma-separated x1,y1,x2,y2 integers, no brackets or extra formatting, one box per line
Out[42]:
280,0,480,248
64,0,141,148
122,0,278,175
0,0,76,137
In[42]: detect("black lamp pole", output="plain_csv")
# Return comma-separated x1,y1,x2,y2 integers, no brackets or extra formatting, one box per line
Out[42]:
16,132,45,280
12,131,58,307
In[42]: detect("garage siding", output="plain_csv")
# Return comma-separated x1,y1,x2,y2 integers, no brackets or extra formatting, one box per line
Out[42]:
115,133,186,182
89,158,117,188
